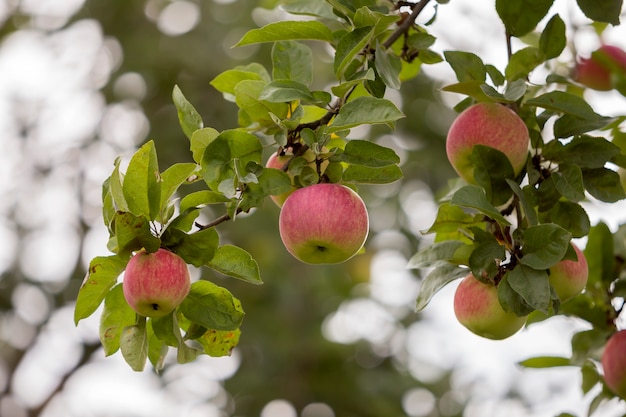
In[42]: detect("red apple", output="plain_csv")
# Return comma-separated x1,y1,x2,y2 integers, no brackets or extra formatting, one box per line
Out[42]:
548,243,588,302
602,330,626,398
279,183,369,264
446,102,529,184
575,45,626,91
453,273,527,340
123,248,191,318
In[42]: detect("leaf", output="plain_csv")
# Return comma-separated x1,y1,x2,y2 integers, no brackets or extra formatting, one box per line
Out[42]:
505,47,545,80
450,185,511,225
544,201,590,238
272,40,313,86
549,135,621,168
415,264,468,311
407,241,468,269
99,284,136,356
74,255,128,324
328,97,404,132
576,0,622,25
338,140,400,167
553,114,614,138
259,80,319,104
113,211,161,256
208,245,262,285
210,64,269,100
539,14,566,59
122,140,161,221
110,159,129,212
497,272,535,316
585,222,615,287
160,163,198,210
180,280,245,331
525,91,605,120
172,85,203,140
375,43,402,90
179,190,230,213
196,329,241,357
146,322,168,371
469,241,505,279
120,319,149,372
341,164,403,184
496,0,554,37
334,26,373,79
164,227,220,268
552,163,585,202
507,265,551,314
508,180,538,226
235,80,290,129
470,145,516,206
236,20,334,46
444,51,486,82
150,313,179,347
441,81,492,102
582,167,626,203
519,356,571,368
520,223,572,269
190,128,219,165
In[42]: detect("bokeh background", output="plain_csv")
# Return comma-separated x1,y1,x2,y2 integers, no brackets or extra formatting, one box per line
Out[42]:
0,1,626,416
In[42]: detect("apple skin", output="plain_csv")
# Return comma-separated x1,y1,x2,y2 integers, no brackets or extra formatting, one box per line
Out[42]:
279,183,369,264
575,45,626,91
266,148,328,207
602,330,626,399
446,102,529,184
453,273,527,340
123,248,191,318
548,243,588,302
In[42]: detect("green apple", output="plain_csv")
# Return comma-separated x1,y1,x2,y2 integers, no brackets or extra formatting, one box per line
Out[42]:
123,248,191,318
602,330,626,398
446,102,529,183
266,147,329,207
279,183,369,264
575,45,626,91
453,273,527,340
548,243,588,302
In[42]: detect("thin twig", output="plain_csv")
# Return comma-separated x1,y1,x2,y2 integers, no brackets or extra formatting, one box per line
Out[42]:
195,213,232,230
383,0,432,49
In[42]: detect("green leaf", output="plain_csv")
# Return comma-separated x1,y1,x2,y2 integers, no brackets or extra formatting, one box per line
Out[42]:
196,329,241,357
179,190,231,213
190,128,219,165
496,0,554,37
159,163,198,212
99,284,136,356
208,245,262,285
520,223,572,269
508,180,538,226
450,185,511,225
470,145,516,206
519,356,571,368
552,163,585,202
505,47,545,80
407,241,468,269
210,64,269,100
146,321,168,371
375,43,402,90
236,20,333,46
74,255,128,324
581,360,602,394
272,40,313,86
525,91,606,120
507,265,551,314
122,140,161,221
201,129,263,190
281,0,337,20
342,164,403,184
576,0,622,25
415,264,468,311
150,313,180,347
539,14,566,59
172,85,203,140
337,140,400,167
469,241,505,279
503,79,527,102
582,167,626,202
113,211,161,256
235,80,289,129
334,26,373,79
180,280,245,331
328,97,404,132
441,81,492,102
548,135,621,168
424,202,484,242
444,51,486,82
544,201,590,238
120,318,149,372
585,222,615,287
553,114,614,138
498,272,535,316
164,227,220,268
259,80,319,104
110,159,129,212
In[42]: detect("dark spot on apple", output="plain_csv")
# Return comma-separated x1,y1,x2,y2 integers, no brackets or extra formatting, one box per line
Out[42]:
151,303,159,311
316,246,327,252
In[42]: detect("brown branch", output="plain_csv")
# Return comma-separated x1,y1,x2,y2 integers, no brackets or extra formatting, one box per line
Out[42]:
383,0,432,49
195,213,232,230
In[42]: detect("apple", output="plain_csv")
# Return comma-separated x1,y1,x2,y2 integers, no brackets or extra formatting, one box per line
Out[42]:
548,243,588,302
279,183,369,264
266,147,329,207
453,273,527,340
602,330,626,398
446,102,529,184
123,248,191,318
575,45,626,91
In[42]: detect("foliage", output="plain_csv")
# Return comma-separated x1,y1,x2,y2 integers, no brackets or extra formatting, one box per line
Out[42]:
70,0,626,414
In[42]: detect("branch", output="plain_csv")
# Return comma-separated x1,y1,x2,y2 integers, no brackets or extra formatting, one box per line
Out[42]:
195,213,232,230
383,0,432,49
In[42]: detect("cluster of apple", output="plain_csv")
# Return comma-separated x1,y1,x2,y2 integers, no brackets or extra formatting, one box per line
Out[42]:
445,101,590,340
266,146,369,265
